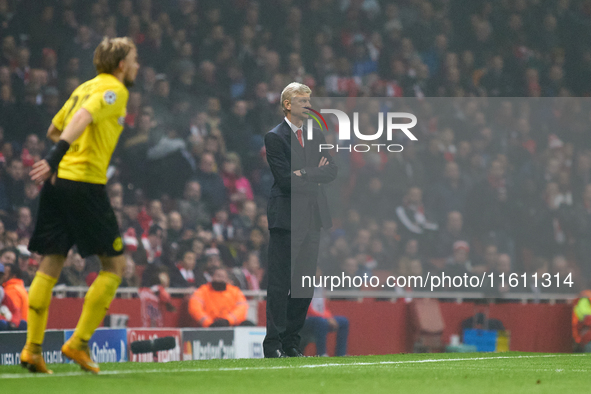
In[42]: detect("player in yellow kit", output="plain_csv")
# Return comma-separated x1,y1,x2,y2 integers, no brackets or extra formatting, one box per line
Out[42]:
19,37,139,375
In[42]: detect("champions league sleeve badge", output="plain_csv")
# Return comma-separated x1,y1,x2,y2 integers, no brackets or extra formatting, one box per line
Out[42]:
104,90,117,105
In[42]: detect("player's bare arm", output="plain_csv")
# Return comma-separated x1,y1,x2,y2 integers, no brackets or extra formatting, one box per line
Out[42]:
46,123,62,143
30,109,92,184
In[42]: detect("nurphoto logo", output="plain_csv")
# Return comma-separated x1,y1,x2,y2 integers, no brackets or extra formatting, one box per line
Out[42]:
304,107,417,152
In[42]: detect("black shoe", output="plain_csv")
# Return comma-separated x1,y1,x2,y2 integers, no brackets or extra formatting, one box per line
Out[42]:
284,347,305,357
265,349,288,358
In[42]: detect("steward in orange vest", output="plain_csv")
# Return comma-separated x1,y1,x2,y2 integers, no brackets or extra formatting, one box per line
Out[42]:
188,268,248,327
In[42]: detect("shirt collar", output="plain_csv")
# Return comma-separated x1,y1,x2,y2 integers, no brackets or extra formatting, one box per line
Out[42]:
284,117,303,134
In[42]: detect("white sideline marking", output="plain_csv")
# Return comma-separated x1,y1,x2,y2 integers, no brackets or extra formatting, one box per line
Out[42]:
0,354,585,379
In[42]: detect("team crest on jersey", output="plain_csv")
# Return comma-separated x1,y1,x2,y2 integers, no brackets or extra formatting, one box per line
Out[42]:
118,116,125,125
104,90,117,105
113,237,123,252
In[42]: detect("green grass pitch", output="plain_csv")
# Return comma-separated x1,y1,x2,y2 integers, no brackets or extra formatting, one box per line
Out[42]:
1,352,589,394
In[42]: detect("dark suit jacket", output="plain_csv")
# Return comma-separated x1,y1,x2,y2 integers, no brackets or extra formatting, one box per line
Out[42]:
265,120,337,232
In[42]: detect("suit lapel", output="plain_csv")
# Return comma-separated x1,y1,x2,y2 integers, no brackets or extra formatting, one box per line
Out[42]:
280,120,305,164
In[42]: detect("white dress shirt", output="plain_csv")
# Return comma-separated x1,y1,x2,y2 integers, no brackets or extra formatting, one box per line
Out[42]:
284,116,304,147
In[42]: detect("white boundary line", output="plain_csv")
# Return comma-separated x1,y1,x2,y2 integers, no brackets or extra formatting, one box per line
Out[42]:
0,354,586,379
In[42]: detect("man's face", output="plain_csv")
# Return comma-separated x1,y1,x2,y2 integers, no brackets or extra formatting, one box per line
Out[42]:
407,188,422,205
149,200,162,218
342,258,358,276
445,162,460,181
200,155,215,173
123,204,139,220
245,254,260,273
453,248,468,263
2,36,15,53
8,161,24,180
0,66,10,85
72,254,85,272
356,230,370,246
212,268,228,283
148,265,164,284
207,98,220,115
286,93,311,124
192,240,204,256
382,221,397,239
182,252,197,270
109,182,123,198
25,183,39,200
489,161,504,179
1,252,16,266
121,47,140,88
249,229,264,246
18,208,31,227
78,26,91,43
497,255,511,274
18,48,30,67
169,212,182,231
25,134,40,153
149,230,163,248
185,182,201,201
206,256,222,271
233,101,247,117
242,201,256,220
156,80,169,97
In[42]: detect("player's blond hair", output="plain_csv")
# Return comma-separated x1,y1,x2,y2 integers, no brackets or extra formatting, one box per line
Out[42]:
281,82,311,115
93,37,136,75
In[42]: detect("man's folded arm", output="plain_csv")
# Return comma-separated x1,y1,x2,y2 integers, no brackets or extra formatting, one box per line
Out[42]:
264,133,306,193
302,133,338,183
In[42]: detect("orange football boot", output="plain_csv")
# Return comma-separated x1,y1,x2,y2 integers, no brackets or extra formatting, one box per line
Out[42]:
20,345,53,374
62,337,99,374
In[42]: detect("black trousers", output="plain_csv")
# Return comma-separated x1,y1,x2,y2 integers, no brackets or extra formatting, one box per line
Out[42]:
263,215,320,356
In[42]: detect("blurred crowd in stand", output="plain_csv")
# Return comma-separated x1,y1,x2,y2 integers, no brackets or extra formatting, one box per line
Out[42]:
0,0,590,300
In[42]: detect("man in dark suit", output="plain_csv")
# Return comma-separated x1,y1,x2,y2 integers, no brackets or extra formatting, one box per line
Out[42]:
263,82,337,358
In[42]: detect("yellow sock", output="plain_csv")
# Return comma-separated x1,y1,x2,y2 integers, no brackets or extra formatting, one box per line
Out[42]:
73,271,121,343
26,272,58,346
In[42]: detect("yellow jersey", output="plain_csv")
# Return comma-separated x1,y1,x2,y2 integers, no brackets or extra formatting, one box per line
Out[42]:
52,73,128,184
